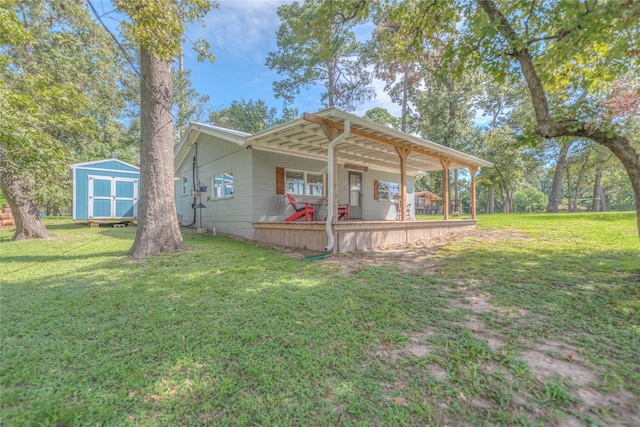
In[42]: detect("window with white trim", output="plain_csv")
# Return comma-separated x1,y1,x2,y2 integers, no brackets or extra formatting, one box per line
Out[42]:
212,171,233,199
182,177,189,196
378,181,400,200
285,169,324,197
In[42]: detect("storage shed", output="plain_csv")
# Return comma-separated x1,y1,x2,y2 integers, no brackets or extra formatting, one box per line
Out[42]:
71,159,140,221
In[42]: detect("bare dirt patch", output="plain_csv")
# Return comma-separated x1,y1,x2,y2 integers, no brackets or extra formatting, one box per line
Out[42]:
326,229,639,426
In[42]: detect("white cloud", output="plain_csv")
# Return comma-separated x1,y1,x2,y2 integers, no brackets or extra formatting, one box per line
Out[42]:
355,75,402,118
191,0,288,63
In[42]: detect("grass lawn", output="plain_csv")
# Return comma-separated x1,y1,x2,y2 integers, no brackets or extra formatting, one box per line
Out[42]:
1,213,639,426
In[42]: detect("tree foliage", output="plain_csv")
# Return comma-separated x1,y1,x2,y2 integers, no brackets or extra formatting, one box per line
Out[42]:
209,99,299,134
266,0,373,111
1,0,137,239
514,187,548,214
174,67,210,144
361,0,640,233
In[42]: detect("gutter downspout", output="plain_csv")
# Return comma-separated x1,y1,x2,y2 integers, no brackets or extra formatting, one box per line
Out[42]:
325,120,350,252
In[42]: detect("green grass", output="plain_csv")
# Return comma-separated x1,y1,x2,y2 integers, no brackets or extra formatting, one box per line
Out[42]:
1,213,639,426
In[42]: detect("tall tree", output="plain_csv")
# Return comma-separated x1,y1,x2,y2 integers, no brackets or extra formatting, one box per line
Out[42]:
173,67,210,146
266,0,373,111
208,99,298,134
363,107,401,130
364,0,640,234
1,0,134,239
116,0,215,259
364,6,427,132
546,139,573,213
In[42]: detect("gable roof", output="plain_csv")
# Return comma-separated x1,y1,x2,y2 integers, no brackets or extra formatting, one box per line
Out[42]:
174,122,250,171
175,108,492,175
71,158,139,172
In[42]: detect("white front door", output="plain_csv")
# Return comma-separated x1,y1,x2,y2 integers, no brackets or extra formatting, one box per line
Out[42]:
348,171,363,219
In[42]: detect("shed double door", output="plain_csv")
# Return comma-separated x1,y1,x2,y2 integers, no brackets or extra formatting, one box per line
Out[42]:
88,176,138,219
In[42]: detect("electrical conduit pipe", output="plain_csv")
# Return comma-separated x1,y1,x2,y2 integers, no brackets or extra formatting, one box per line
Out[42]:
325,120,350,252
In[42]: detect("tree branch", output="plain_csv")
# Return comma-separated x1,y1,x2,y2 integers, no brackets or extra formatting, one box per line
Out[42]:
476,0,554,128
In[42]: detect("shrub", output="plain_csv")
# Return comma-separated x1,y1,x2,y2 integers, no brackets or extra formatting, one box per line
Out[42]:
514,187,548,213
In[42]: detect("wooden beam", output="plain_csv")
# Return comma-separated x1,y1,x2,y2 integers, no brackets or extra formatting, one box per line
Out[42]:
469,166,479,220
303,112,478,170
441,159,451,220
344,164,368,172
395,146,410,220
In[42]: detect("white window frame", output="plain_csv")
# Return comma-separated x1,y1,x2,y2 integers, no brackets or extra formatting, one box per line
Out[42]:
182,177,189,196
211,171,233,199
285,169,325,197
378,181,400,200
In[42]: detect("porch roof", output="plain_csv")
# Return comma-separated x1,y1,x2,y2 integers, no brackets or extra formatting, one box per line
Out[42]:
247,108,493,175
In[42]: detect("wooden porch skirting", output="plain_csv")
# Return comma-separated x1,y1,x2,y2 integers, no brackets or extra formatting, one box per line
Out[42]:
252,220,476,254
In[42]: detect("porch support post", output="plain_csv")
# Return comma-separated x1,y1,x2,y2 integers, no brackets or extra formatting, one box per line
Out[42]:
332,143,338,221
395,146,410,221
469,166,479,219
323,120,350,252
441,159,451,220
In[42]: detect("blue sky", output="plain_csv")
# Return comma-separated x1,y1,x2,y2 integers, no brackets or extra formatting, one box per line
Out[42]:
179,0,400,120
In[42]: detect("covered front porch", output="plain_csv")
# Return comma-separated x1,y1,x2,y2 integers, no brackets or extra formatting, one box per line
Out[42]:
244,108,492,253
253,219,476,254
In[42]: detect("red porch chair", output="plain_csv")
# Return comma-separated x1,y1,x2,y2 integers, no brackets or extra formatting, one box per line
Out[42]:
285,194,315,222
323,199,350,221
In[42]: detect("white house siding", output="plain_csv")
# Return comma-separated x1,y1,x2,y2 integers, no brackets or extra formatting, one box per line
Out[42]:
251,150,328,222
175,134,253,237
366,170,415,220
249,149,414,222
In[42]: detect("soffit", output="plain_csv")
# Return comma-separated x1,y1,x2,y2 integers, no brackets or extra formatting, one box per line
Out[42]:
247,108,492,175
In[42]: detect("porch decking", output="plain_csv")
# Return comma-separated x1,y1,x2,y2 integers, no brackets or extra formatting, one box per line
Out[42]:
252,220,476,254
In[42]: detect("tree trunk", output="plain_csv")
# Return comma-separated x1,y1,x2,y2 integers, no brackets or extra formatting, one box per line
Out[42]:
327,62,335,108
503,189,513,213
0,169,49,240
601,187,607,212
129,45,187,260
401,68,408,132
478,0,640,236
547,140,572,213
565,168,572,212
572,160,588,212
592,169,602,212
487,187,494,213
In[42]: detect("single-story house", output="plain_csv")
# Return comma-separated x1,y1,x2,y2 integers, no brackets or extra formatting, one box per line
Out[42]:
72,159,139,221
174,108,492,253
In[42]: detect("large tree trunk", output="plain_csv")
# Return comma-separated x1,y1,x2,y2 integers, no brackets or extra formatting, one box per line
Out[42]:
129,45,187,260
478,0,640,235
547,140,572,212
0,169,48,240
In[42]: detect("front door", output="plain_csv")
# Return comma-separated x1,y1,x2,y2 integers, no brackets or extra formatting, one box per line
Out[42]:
348,171,363,219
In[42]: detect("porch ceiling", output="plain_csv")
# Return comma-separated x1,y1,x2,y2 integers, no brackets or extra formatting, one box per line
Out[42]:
247,108,493,175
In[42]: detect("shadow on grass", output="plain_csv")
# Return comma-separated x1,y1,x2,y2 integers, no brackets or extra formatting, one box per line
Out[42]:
2,227,639,426
3,237,453,425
